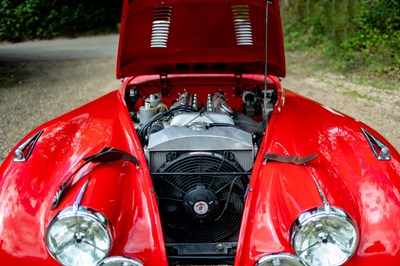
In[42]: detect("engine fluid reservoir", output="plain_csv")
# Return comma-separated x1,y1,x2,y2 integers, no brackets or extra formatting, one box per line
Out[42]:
147,94,161,107
138,102,155,124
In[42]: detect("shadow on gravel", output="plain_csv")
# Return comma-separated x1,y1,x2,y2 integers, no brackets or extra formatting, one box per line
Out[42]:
0,62,26,88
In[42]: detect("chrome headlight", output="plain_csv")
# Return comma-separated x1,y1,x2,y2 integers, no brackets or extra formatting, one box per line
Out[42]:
97,256,144,266
291,206,358,266
46,206,112,266
256,253,304,265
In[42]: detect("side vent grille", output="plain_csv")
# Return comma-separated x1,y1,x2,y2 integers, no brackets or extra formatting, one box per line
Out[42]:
361,127,391,161
151,6,172,48
231,5,253,45
14,130,43,162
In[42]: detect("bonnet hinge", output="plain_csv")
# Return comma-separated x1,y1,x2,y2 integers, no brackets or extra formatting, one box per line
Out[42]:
160,73,170,96
234,73,242,96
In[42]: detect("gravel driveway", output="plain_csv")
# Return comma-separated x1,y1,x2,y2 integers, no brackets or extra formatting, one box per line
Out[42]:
0,34,398,164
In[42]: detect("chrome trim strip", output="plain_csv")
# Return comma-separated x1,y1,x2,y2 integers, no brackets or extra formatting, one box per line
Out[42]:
13,130,44,162
72,178,90,212
311,174,330,208
97,256,144,266
361,127,391,161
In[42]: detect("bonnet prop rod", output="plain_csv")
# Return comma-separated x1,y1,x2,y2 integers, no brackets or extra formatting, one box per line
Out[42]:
263,0,271,127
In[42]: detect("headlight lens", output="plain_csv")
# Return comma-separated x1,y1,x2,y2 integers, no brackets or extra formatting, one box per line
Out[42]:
291,206,358,266
256,253,304,265
46,206,112,266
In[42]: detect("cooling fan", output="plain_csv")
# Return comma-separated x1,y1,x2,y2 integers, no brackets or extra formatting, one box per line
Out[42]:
153,152,249,243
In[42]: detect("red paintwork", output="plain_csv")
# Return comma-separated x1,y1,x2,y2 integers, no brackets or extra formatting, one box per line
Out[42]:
1,74,399,265
1,0,400,264
235,83,400,265
117,0,285,78
0,89,167,265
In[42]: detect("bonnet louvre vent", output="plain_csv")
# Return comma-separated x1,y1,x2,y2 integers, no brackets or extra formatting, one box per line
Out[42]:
232,5,253,45
151,6,172,48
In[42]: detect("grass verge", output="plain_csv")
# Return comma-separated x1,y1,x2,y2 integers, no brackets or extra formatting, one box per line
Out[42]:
285,50,399,92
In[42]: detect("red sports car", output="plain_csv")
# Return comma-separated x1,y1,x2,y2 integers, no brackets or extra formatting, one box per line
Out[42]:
1,0,399,265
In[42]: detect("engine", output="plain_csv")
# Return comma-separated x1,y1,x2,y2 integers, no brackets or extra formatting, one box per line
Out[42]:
132,88,269,264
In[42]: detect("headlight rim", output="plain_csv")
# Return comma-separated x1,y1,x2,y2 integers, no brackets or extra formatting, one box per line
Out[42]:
46,206,113,266
97,256,144,266
256,252,304,266
290,206,359,266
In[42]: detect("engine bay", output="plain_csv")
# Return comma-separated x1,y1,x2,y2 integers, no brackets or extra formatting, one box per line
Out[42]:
125,75,278,265
126,76,277,145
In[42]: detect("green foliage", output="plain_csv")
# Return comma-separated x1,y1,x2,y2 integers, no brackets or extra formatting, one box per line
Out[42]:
0,0,122,41
281,0,400,79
